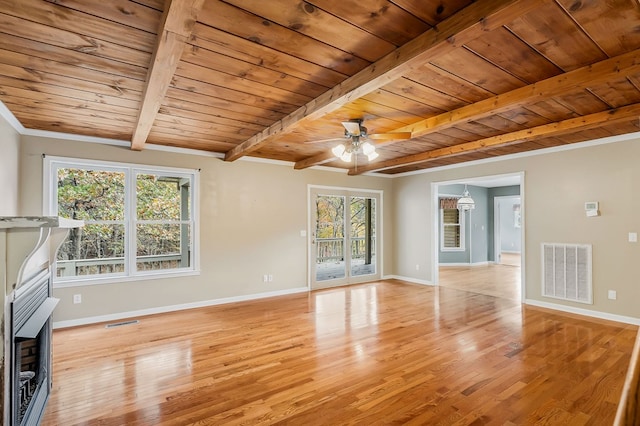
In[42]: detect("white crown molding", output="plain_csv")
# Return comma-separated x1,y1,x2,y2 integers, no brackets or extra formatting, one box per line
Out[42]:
0,100,24,133
3,99,640,179
392,130,640,178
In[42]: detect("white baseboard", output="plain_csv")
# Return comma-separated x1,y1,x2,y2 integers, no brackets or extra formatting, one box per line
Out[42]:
439,261,490,267
525,299,640,326
53,287,309,329
383,275,434,286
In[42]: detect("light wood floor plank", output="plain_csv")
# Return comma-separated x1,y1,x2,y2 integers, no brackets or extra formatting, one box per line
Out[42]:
42,276,637,425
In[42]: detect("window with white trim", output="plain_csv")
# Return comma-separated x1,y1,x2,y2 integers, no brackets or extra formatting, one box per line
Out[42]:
44,157,198,284
441,206,465,251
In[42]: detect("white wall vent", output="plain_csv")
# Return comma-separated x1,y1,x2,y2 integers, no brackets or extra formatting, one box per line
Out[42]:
542,243,592,304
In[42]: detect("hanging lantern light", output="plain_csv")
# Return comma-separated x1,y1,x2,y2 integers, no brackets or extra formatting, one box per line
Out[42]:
457,184,475,211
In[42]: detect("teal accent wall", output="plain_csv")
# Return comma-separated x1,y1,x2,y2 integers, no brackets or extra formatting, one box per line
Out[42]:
438,184,489,264
439,184,520,265
487,185,521,261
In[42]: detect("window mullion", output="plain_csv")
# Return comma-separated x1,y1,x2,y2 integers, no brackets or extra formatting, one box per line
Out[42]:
126,169,137,276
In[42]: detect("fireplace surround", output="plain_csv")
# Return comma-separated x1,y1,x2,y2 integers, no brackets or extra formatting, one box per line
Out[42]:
1,217,83,426
10,269,55,425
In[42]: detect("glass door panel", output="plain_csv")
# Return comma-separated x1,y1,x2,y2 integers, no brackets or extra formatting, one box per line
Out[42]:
315,195,346,282
350,197,376,277
310,188,381,288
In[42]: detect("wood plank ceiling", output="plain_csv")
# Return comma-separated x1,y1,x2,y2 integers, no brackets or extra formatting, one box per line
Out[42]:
0,0,639,175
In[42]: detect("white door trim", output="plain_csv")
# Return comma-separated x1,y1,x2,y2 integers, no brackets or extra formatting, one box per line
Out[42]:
307,185,383,290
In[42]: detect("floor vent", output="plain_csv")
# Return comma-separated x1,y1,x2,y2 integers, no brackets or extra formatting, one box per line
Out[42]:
105,320,139,328
542,243,592,304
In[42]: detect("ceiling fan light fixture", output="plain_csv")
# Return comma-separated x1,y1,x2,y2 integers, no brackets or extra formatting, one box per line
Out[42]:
340,151,353,162
366,150,379,161
332,144,346,157
361,141,375,156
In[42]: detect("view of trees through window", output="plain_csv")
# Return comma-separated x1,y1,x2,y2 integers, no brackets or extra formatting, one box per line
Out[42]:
54,165,193,278
315,195,375,264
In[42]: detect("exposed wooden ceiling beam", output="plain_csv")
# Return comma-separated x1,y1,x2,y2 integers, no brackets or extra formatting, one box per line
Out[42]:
131,0,204,151
294,151,337,170
224,0,544,162
392,48,640,141
297,48,640,170
349,103,640,175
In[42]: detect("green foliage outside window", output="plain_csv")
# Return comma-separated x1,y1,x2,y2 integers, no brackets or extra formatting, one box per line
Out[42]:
54,166,193,278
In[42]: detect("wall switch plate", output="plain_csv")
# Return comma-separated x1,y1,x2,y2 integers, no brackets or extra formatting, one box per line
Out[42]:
300,230,307,237
608,290,617,300
268,274,273,282
263,275,268,282
629,232,638,243
73,294,82,304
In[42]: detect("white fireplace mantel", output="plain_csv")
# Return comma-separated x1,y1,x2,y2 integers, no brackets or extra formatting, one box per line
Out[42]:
1,216,83,426
0,216,84,294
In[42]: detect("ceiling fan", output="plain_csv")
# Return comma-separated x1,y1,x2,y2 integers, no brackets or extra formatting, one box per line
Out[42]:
307,119,412,163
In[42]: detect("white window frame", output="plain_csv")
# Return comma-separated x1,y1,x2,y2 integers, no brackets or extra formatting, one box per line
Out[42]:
440,206,465,252
43,156,200,287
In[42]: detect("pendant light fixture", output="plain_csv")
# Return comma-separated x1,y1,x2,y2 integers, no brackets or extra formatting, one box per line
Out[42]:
457,184,475,211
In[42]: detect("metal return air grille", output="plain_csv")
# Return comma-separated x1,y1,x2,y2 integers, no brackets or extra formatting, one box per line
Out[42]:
542,243,592,304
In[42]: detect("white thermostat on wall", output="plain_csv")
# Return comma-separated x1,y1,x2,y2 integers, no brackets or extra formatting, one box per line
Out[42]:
585,201,600,217
585,202,598,210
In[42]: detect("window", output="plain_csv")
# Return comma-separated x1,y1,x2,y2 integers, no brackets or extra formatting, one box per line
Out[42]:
441,205,465,251
44,157,198,285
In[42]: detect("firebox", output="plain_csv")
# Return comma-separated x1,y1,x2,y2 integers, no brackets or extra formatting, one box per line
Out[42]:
10,269,57,426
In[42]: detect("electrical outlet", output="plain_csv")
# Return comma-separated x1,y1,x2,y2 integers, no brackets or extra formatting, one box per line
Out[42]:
608,290,617,300
268,274,273,282
73,294,82,304
415,264,420,271
263,275,268,282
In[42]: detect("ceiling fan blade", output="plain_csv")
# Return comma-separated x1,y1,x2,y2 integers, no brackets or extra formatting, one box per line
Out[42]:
341,121,362,136
304,137,346,144
368,132,412,141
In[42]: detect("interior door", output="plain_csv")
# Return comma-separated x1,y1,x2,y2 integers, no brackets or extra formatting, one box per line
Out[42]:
310,187,380,289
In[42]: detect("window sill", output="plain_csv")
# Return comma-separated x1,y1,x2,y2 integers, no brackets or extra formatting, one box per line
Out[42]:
53,269,201,288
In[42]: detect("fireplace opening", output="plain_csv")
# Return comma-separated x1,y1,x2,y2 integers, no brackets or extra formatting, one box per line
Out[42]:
14,329,48,425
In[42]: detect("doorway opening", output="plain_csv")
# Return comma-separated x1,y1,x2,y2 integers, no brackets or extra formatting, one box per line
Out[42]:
495,195,522,268
433,173,524,302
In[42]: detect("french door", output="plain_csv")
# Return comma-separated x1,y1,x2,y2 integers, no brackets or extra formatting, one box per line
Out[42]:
309,187,381,289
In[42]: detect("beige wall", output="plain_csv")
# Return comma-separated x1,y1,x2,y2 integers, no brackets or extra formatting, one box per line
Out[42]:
393,137,640,320
12,125,640,323
0,111,19,390
19,135,394,323
0,115,19,216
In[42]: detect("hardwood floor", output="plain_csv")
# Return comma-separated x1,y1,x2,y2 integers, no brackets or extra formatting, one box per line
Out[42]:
439,261,521,302
42,280,637,425
499,252,522,267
